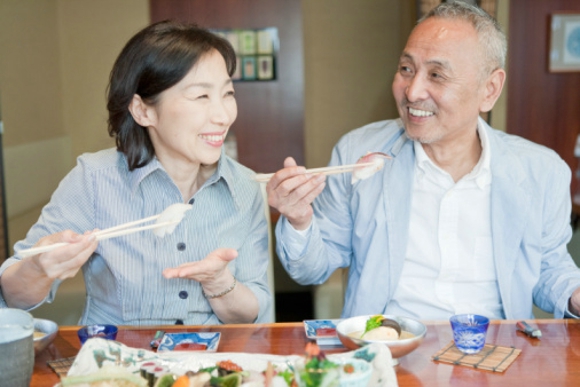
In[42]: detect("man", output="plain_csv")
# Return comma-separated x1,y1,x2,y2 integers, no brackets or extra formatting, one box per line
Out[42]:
267,2,580,320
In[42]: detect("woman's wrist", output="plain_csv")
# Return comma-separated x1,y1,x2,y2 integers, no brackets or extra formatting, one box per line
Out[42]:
201,273,236,299
202,276,236,299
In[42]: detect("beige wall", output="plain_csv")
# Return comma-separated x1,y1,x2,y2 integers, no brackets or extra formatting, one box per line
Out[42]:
302,0,415,168
0,0,149,250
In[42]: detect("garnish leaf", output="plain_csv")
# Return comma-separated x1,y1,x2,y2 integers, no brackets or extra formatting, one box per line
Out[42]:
362,315,384,337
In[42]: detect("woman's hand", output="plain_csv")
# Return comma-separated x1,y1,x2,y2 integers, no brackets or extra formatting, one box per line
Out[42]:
27,230,98,280
163,248,260,323
1,230,98,309
162,247,238,290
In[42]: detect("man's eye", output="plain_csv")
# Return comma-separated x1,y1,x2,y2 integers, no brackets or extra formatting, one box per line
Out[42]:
225,91,235,97
399,65,413,75
196,94,209,99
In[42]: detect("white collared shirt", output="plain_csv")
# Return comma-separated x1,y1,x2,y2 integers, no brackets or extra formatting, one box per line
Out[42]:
385,125,504,320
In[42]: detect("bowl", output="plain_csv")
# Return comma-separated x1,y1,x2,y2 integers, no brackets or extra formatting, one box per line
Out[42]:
77,324,118,345
33,318,58,355
336,315,427,365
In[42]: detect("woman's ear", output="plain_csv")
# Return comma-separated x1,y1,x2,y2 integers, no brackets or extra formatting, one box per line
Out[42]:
128,94,156,127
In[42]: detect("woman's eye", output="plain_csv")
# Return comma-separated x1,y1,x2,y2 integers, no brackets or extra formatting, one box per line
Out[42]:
196,94,209,99
225,90,235,97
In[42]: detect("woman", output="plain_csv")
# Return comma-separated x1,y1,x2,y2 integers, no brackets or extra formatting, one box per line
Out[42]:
0,21,272,325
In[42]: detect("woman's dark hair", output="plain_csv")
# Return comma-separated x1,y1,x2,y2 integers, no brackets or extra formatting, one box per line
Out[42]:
107,20,237,170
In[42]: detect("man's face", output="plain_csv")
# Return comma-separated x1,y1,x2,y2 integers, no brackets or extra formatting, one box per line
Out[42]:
392,18,489,145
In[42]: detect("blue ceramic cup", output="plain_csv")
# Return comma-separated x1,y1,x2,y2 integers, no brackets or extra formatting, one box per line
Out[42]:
449,314,489,354
77,324,118,345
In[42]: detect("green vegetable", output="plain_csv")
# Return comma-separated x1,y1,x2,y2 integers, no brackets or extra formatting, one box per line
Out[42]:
362,315,384,337
299,357,340,387
278,369,295,386
154,373,177,387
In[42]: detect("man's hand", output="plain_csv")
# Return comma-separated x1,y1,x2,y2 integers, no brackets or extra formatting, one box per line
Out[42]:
569,287,580,316
266,157,326,230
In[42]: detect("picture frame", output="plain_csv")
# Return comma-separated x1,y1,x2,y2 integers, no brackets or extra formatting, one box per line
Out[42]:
549,13,580,73
211,27,278,82
242,56,257,80
238,30,257,55
257,56,274,80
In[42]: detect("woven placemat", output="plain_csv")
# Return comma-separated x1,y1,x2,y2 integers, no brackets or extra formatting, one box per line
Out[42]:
432,341,521,372
47,356,76,378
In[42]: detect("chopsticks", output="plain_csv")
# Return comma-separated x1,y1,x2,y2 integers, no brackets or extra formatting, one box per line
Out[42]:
18,216,178,258
252,162,375,183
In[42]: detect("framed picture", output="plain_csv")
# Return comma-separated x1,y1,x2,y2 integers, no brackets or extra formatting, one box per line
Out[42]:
211,27,278,82
257,56,274,80
242,56,257,80
257,28,277,54
239,30,257,55
549,13,580,72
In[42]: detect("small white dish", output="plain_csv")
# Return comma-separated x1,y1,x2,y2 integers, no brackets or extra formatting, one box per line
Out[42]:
303,319,342,346
33,318,58,355
157,332,220,352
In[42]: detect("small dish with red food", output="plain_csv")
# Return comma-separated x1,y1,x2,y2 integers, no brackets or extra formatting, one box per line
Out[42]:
303,319,342,346
157,332,220,352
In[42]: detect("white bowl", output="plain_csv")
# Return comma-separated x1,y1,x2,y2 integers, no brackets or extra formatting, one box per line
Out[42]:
33,318,58,355
336,315,427,365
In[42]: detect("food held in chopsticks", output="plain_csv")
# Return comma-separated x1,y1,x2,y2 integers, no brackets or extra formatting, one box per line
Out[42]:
151,203,193,237
253,151,391,184
351,152,391,184
18,203,193,258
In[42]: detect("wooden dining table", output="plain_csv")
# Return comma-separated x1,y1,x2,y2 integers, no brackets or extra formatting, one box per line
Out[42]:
32,319,580,387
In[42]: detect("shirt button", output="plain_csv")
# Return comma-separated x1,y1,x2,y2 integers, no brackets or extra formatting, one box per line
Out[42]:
177,242,186,251
175,319,184,325
188,198,195,205
179,290,188,299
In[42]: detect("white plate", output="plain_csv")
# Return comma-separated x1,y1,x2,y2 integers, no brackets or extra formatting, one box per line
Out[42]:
66,337,398,386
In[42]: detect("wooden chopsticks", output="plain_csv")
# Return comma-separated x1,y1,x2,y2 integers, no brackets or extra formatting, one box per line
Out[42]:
18,216,178,258
253,162,375,183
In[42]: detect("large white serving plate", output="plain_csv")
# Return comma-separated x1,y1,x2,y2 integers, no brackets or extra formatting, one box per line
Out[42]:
66,337,398,386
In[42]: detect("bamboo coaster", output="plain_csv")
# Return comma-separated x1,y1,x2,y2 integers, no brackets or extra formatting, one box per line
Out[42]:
47,356,76,377
432,341,521,372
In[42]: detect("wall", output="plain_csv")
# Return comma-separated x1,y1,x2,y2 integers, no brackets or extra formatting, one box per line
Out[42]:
302,1,415,168
0,0,149,324
0,0,149,251
507,0,580,179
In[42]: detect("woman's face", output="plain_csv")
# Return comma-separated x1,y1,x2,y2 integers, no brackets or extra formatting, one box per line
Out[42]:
146,49,237,169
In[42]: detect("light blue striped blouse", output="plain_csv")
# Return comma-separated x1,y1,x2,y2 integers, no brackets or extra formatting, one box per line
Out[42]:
0,148,272,325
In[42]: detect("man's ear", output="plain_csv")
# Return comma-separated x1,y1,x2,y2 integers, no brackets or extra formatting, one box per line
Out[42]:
128,94,156,127
479,68,506,113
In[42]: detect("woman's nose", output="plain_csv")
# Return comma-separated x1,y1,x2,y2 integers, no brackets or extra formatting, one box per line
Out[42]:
210,100,235,125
